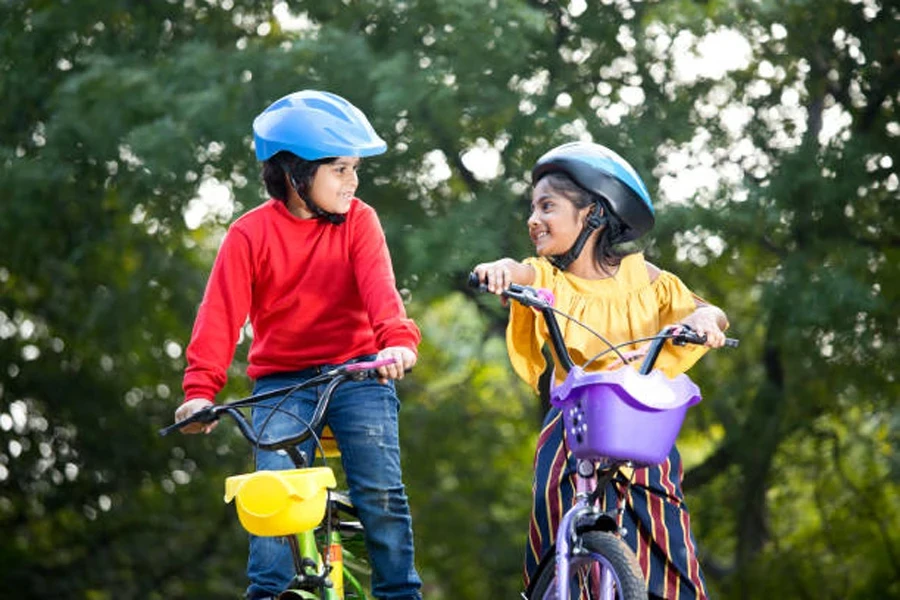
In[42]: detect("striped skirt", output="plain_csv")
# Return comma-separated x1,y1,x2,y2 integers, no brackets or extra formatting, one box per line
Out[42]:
525,407,709,600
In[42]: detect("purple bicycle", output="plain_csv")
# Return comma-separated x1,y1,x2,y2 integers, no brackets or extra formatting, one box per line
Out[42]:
469,276,737,600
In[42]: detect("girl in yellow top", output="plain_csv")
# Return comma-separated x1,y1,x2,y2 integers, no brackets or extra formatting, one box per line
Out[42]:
473,141,729,600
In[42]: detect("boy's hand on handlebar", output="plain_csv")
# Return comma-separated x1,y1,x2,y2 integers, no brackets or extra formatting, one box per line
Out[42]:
174,398,216,434
375,346,416,382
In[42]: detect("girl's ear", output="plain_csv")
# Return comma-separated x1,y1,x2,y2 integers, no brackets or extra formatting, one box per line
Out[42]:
583,203,607,229
577,203,594,224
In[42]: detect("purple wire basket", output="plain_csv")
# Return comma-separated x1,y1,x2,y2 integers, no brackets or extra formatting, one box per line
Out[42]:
550,366,702,465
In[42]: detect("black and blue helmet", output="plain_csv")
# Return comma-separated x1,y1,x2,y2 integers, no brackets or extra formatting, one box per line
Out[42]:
253,90,387,161
532,141,655,242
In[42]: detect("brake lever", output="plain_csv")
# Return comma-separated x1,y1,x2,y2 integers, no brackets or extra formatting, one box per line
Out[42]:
672,324,740,348
671,325,706,346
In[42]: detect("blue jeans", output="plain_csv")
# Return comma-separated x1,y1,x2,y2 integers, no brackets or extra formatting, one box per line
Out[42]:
245,361,422,600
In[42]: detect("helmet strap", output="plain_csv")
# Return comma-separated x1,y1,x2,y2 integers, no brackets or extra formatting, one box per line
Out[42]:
288,173,346,225
549,203,607,271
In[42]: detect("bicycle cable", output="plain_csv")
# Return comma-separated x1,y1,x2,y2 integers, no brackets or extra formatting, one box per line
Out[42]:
253,385,329,469
543,304,631,366
582,332,675,371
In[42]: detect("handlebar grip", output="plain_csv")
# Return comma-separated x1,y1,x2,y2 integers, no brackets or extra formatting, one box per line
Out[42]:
158,423,180,437
344,358,397,372
468,273,555,310
158,407,218,436
674,330,741,348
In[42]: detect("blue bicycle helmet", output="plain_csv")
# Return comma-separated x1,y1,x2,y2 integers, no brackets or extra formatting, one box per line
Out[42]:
253,90,387,161
532,141,655,243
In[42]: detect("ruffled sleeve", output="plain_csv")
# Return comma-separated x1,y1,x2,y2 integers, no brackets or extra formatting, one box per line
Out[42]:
506,257,554,391
651,270,708,377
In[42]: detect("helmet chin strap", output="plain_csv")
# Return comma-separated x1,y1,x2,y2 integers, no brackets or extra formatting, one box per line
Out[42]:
549,203,607,271
288,174,346,225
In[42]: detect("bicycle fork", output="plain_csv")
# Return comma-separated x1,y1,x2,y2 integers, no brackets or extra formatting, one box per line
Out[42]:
556,502,616,600
554,461,620,600
287,530,342,599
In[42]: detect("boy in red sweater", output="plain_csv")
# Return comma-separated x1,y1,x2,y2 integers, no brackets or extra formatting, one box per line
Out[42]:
175,90,423,600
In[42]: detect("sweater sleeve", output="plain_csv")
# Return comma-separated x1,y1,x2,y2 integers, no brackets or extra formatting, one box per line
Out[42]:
350,204,421,352
182,227,254,401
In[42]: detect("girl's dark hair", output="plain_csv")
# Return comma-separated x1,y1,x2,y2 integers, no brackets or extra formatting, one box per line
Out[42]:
541,172,634,272
261,151,336,202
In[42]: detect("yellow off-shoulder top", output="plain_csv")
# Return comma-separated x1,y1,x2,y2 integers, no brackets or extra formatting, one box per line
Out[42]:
506,253,708,391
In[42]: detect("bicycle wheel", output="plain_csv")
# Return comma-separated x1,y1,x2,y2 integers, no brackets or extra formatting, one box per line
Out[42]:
529,531,646,600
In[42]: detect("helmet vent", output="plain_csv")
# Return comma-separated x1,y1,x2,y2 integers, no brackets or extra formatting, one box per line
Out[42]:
324,127,353,145
304,97,352,122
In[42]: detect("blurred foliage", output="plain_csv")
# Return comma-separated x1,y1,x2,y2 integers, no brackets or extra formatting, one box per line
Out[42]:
1,0,897,598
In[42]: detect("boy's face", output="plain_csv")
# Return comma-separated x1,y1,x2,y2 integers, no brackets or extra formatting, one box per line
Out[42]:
308,156,361,215
527,177,593,257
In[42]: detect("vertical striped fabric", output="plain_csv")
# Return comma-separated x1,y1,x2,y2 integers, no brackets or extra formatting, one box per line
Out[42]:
525,408,709,600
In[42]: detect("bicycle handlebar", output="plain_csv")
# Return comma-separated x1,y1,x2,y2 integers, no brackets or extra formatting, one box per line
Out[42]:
467,272,738,374
466,272,579,371
158,358,398,453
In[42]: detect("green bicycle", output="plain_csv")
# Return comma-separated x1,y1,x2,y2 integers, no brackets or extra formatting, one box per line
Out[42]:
160,358,397,599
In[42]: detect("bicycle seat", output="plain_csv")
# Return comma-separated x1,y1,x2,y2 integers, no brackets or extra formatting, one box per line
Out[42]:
320,426,340,458
328,490,356,516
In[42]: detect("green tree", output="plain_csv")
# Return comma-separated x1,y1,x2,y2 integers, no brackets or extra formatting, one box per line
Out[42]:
1,0,897,598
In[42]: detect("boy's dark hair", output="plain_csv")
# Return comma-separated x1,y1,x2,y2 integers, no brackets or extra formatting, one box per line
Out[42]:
541,172,634,272
262,151,336,202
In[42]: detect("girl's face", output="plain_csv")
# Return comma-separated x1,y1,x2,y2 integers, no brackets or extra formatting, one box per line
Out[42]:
528,177,592,256
308,156,361,214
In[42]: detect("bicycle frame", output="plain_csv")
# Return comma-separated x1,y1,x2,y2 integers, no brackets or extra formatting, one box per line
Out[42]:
284,524,364,600
161,358,395,600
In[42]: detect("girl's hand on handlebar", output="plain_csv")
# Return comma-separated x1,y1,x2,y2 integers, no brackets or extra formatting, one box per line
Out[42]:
472,259,535,294
174,398,216,434
471,258,535,307
679,307,728,348
473,259,515,295
375,346,416,383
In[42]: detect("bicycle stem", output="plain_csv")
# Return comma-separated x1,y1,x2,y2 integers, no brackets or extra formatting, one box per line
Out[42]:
538,305,576,373
639,326,676,375
223,374,347,456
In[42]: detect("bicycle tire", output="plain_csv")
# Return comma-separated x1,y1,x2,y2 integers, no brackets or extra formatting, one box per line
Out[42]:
529,531,646,600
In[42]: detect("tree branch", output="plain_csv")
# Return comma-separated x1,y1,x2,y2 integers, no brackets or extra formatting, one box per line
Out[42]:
683,442,735,490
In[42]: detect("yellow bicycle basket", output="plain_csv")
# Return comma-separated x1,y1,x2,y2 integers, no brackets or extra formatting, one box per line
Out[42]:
224,467,337,536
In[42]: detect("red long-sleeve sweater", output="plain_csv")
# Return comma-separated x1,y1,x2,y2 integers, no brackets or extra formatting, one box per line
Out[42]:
182,198,420,401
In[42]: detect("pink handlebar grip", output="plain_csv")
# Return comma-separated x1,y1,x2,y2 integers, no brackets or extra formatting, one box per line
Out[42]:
344,358,397,372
